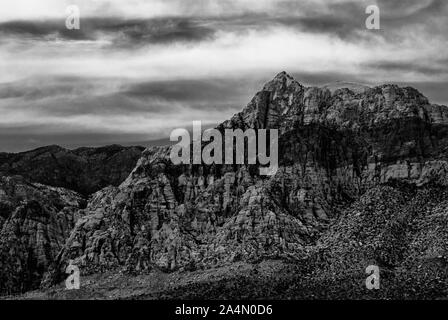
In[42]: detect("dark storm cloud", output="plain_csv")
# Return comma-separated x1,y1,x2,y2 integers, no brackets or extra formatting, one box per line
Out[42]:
0,77,250,118
375,0,447,19
47,94,177,116
99,18,216,46
0,20,92,40
0,17,216,45
277,15,360,40
121,78,257,107
0,80,84,100
2,0,447,47
0,90,179,117
267,0,448,41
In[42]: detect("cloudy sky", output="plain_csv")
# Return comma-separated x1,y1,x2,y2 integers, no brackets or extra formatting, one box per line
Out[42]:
0,0,447,152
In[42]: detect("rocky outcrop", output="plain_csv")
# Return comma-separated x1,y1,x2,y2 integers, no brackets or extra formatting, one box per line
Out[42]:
0,175,84,295
42,148,316,288
40,71,448,298
0,144,144,195
281,182,448,299
0,143,143,296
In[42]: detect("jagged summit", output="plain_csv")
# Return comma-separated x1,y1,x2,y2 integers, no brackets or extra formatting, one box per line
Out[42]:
265,72,370,94
265,72,430,99
262,71,303,92
271,70,297,83
222,71,448,132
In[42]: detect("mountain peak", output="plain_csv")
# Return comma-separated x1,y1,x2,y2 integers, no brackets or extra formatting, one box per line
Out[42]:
262,71,303,93
273,71,293,80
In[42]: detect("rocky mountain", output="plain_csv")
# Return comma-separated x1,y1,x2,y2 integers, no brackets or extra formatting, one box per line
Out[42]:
3,72,448,299
0,175,85,295
0,144,144,195
0,145,143,296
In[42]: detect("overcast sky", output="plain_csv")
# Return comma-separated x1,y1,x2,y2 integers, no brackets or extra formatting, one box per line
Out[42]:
0,0,447,152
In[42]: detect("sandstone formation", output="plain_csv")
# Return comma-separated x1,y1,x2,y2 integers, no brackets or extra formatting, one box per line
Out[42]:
3,72,448,299
38,72,448,299
0,175,84,295
0,145,143,295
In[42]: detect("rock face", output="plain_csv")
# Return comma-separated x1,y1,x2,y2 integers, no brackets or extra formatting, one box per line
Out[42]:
2,72,448,298
37,72,448,300
0,144,143,296
0,144,144,195
0,176,84,295
292,182,448,299
43,149,315,280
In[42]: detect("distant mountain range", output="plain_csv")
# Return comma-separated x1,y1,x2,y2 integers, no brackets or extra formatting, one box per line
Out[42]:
0,144,144,195
2,72,448,299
